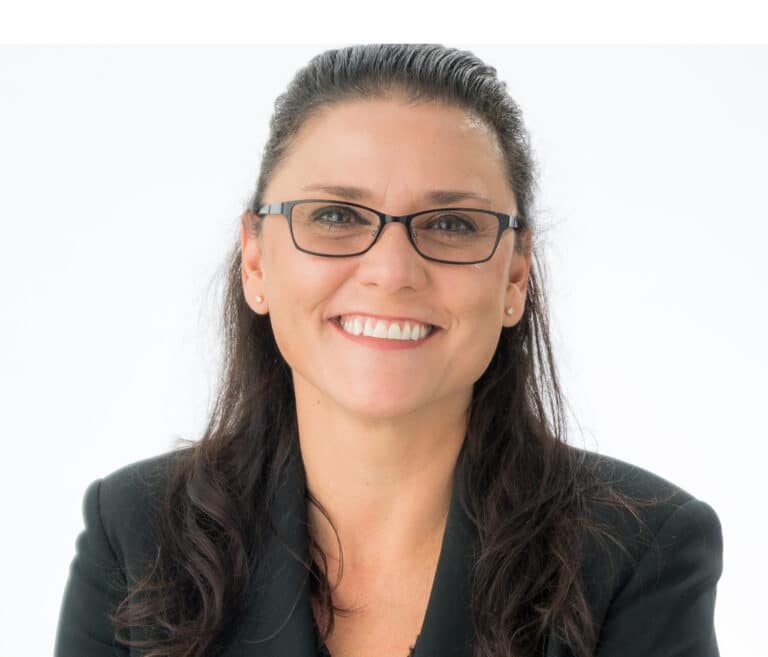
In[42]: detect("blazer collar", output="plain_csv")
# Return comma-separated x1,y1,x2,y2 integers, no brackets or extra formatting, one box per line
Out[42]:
226,441,478,657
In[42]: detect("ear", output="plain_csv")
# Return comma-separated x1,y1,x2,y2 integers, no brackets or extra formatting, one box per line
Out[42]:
503,229,532,327
240,211,269,315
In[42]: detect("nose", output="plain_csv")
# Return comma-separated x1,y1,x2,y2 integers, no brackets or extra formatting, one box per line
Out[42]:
355,221,428,291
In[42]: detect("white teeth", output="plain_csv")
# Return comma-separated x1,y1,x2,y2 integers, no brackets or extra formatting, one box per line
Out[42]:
337,316,434,341
372,321,388,338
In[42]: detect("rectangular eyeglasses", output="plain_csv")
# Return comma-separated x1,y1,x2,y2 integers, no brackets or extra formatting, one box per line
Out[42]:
253,199,519,265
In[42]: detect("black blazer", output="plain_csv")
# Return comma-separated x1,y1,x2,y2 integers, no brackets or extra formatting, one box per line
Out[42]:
54,445,723,657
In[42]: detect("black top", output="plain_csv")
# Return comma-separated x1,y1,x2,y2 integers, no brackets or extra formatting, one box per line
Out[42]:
54,443,723,657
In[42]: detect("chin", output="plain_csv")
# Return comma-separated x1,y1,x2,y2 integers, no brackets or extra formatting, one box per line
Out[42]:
339,392,428,422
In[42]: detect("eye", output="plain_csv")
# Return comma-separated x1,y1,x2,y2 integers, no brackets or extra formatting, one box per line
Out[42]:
311,205,371,225
425,213,478,233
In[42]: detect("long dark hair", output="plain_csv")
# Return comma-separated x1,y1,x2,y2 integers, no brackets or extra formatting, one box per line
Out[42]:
111,44,646,657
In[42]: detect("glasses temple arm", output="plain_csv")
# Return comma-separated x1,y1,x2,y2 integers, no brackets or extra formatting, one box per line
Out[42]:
255,202,285,215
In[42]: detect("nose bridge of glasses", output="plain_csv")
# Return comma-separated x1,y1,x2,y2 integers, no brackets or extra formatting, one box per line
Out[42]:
379,212,413,229
382,212,408,223
375,213,415,243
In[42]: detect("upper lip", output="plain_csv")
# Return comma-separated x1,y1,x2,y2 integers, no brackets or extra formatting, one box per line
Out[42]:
332,312,442,329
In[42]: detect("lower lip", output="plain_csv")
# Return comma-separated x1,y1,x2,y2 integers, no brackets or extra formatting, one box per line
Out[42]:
330,318,440,350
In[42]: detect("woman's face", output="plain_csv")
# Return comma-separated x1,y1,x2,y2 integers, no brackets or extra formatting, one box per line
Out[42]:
241,96,530,422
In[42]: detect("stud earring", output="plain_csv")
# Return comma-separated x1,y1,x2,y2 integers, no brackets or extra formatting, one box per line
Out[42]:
505,306,514,316
255,295,264,303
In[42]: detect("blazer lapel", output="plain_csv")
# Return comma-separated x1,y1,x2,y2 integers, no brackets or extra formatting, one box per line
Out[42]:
225,442,478,657
410,455,477,657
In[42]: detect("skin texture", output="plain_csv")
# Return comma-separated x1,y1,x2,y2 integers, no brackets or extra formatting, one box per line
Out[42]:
240,95,531,655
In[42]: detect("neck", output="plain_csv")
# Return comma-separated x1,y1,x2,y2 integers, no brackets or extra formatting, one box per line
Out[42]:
293,375,469,576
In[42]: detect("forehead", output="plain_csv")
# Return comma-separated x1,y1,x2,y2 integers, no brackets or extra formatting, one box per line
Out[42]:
267,96,514,208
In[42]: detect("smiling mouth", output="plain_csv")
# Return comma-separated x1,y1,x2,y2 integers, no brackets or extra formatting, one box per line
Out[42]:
333,315,438,341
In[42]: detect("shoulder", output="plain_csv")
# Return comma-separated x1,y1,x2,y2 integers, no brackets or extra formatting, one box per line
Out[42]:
574,446,722,562
568,448,723,654
573,447,720,532
56,449,193,656
82,448,190,571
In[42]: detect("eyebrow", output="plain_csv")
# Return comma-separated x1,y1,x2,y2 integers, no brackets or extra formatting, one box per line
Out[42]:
299,184,492,206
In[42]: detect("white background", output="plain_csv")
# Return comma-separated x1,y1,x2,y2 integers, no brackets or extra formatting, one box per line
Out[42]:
1,44,766,656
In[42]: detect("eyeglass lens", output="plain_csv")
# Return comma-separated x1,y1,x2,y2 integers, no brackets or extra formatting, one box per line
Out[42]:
290,201,500,263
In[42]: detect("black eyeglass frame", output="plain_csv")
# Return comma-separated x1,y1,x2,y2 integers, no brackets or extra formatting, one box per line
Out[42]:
253,199,520,265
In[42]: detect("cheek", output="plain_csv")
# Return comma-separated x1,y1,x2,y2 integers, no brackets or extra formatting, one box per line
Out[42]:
445,263,507,324
262,255,351,358
261,230,319,313
461,302,504,380
442,278,505,380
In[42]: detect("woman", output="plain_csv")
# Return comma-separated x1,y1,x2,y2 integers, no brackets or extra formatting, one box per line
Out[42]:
54,44,723,657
